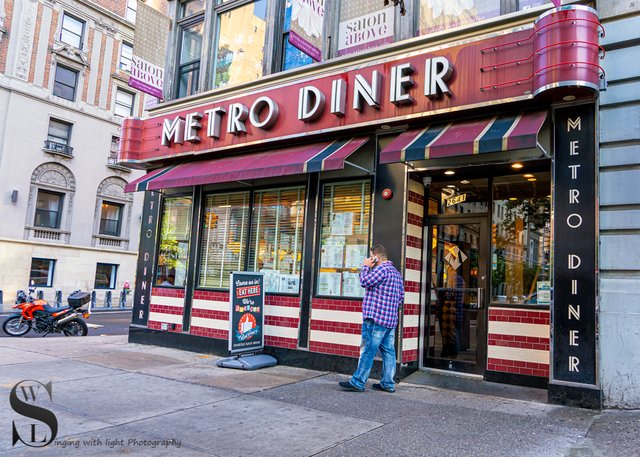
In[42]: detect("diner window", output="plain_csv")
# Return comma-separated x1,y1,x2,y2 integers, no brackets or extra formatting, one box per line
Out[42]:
176,20,203,98
156,196,192,287
119,42,133,72
248,187,305,294
417,0,502,36
52,65,78,101
34,190,64,229
212,0,268,89
114,89,135,117
60,13,84,49
337,1,395,57
316,181,371,298
99,202,123,237
95,263,118,289
126,0,137,23
199,192,250,289
30,258,56,287
491,172,551,306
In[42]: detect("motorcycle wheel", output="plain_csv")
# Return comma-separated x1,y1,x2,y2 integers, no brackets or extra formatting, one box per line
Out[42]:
2,316,31,336
61,318,88,337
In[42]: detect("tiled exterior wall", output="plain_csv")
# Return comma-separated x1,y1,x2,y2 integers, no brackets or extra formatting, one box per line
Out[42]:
308,298,362,358
487,307,550,378
147,287,186,333
402,177,424,363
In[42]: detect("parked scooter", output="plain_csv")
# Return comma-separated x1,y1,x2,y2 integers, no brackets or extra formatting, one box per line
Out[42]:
2,285,92,337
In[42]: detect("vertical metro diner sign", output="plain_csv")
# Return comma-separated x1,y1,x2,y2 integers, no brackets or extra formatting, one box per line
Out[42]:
229,272,265,353
553,105,597,385
132,191,161,326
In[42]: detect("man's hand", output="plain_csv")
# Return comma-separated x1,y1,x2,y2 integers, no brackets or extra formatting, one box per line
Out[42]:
363,256,377,268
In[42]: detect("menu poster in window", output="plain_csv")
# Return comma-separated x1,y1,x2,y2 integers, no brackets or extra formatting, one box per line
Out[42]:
318,272,341,296
537,280,551,305
229,272,264,353
345,244,368,269
342,272,363,297
279,274,300,294
321,245,344,268
330,212,354,236
261,269,280,293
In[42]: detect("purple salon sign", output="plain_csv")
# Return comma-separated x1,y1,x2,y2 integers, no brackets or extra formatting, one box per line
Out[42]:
129,55,164,100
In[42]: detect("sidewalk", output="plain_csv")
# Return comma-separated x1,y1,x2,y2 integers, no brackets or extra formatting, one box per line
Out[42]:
1,335,638,456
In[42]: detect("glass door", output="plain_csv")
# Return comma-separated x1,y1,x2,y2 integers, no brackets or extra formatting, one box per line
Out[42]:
424,217,488,374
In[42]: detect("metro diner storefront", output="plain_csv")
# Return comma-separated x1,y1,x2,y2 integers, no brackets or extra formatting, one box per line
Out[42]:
121,5,604,408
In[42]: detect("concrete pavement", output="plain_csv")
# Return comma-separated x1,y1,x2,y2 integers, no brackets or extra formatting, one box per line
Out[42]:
1,335,638,456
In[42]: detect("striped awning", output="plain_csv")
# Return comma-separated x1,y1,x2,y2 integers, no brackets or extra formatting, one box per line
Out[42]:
125,137,368,192
379,111,548,164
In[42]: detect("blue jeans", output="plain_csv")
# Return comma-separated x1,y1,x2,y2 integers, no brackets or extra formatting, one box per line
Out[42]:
350,319,396,391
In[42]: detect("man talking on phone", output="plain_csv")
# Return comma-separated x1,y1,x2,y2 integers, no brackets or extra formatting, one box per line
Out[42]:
339,244,404,393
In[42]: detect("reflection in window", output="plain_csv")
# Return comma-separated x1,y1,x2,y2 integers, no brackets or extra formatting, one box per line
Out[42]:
99,202,123,236
317,181,371,298
281,0,314,71
199,192,250,289
248,187,305,294
491,172,551,306
156,197,192,287
213,0,267,89
337,1,395,57
418,0,501,35
177,21,203,98
30,258,56,287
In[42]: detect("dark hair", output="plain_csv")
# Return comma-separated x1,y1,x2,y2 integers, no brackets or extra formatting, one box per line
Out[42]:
371,244,387,258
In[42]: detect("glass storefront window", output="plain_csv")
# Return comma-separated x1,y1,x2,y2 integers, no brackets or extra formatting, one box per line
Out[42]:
156,196,192,287
337,1,395,57
428,178,489,215
491,172,551,306
317,181,371,298
281,0,314,71
213,0,268,89
417,1,501,36
248,187,306,294
199,192,250,289
177,21,203,98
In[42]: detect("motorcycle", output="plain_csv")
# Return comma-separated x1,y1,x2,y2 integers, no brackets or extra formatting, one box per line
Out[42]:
2,286,92,337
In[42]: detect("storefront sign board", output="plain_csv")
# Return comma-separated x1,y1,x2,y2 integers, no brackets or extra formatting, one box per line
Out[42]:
229,272,265,353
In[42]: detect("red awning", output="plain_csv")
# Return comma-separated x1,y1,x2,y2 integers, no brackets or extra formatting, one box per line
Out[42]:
379,111,548,164
125,138,368,192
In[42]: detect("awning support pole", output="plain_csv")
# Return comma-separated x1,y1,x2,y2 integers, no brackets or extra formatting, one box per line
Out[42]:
344,160,372,174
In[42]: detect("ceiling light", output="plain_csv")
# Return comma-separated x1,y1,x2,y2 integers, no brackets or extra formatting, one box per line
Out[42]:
511,163,524,169
527,178,537,182
563,95,576,101
509,197,517,201
444,170,455,175
523,174,534,178
446,184,456,188
460,180,470,184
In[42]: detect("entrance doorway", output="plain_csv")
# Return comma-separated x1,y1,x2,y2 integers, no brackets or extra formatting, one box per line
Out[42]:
424,217,488,374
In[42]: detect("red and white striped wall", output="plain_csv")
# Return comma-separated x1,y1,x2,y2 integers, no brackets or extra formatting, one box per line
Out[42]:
487,307,550,378
402,178,425,363
189,290,301,350
308,298,362,358
148,287,185,333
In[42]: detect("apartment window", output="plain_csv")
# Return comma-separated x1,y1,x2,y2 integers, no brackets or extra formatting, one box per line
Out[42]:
337,1,394,57
181,0,205,18
99,202,123,237
45,119,73,155
156,196,192,287
34,190,64,229
317,181,371,298
30,258,56,287
176,20,203,98
95,263,118,289
212,0,268,89
60,13,84,49
248,187,305,294
126,0,137,22
417,1,502,35
119,42,133,72
109,136,120,164
53,65,78,101
199,192,250,289
114,89,135,117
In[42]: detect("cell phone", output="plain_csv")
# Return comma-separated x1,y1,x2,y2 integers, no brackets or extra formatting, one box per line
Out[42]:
372,256,379,263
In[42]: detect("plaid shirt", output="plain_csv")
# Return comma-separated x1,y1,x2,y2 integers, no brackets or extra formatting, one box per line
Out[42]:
359,261,404,328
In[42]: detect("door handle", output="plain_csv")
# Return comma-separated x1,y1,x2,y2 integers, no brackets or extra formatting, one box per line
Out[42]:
476,288,484,309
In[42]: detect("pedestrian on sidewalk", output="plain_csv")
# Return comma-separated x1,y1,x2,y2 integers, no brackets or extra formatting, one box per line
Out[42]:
339,244,404,393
